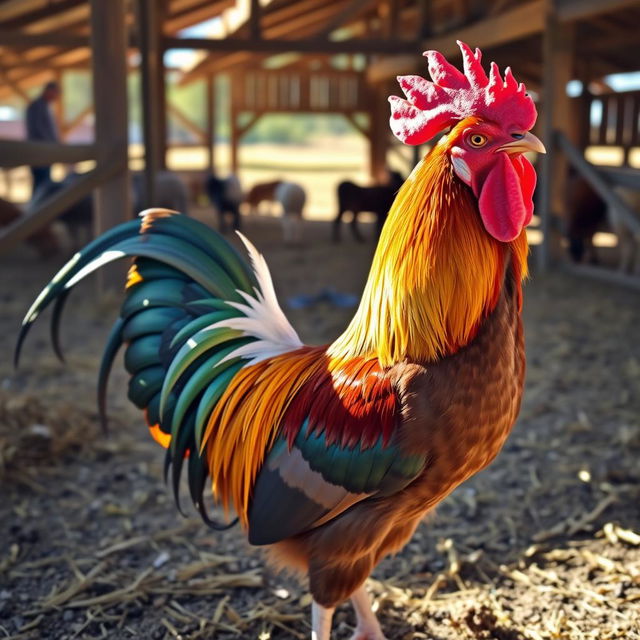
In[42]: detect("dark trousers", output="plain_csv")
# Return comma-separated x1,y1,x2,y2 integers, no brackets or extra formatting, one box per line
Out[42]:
30,166,51,198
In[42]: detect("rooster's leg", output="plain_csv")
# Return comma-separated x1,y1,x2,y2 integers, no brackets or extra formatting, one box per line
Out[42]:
349,585,386,640
311,600,335,640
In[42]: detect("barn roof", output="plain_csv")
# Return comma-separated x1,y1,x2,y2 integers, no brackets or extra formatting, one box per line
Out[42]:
2,0,639,102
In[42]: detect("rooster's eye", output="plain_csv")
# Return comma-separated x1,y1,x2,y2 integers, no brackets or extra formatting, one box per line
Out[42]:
468,133,488,148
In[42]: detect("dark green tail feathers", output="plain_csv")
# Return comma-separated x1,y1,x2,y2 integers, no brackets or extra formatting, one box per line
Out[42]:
16,209,261,529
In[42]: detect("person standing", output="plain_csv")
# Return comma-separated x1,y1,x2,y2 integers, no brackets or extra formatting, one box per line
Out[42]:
25,81,60,196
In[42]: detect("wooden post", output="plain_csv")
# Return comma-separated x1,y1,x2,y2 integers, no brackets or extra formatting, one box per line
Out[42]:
230,112,240,175
230,79,239,174
368,85,388,180
538,4,574,271
90,0,130,289
137,0,168,208
206,75,215,174
249,0,261,40
53,70,65,141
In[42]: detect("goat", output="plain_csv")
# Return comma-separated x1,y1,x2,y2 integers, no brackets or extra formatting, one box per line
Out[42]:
274,181,306,244
245,180,281,215
332,171,404,242
205,173,243,233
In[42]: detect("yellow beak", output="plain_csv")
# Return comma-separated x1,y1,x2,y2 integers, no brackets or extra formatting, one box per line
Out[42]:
498,131,546,155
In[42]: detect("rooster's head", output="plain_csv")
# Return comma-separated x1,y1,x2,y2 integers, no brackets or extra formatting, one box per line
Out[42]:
389,41,545,243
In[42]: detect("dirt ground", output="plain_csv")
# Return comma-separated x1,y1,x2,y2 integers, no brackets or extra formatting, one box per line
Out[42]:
1,212,639,640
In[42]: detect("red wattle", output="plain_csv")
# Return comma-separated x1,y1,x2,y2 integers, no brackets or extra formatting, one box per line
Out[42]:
477,153,536,242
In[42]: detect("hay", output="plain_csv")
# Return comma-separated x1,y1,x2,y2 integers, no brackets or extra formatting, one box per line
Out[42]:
1,216,639,639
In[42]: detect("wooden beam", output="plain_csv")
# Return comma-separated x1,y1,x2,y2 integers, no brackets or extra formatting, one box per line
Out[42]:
205,75,215,173
60,104,93,137
0,0,86,29
0,166,111,254
90,0,130,288
557,131,640,236
538,7,575,271
0,29,88,48
249,0,261,40
556,0,640,22
562,262,640,291
0,69,29,101
167,103,207,143
0,140,97,167
165,35,420,55
165,0,235,33
137,0,168,207
0,0,43,23
345,113,369,137
368,0,546,82
316,0,375,38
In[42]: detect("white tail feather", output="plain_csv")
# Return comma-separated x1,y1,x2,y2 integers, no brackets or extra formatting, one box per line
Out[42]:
210,233,303,365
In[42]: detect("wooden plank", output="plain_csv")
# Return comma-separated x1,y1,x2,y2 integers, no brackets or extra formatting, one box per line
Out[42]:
61,104,93,137
368,0,546,82
599,166,640,190
316,0,375,38
538,8,572,271
167,103,207,144
137,0,168,208
562,262,640,291
556,0,640,22
165,35,420,54
557,131,640,236
90,0,130,289
0,166,113,254
0,0,44,23
165,0,234,33
205,75,215,173
0,140,97,167
249,0,261,40
0,29,88,47
0,69,29,101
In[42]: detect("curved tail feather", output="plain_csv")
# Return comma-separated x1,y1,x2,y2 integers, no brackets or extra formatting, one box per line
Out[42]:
16,209,300,529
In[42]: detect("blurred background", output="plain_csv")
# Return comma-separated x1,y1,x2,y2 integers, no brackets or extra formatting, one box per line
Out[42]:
0,2,639,639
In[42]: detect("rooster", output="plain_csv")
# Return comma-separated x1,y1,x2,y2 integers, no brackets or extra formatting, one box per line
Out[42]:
17,42,544,640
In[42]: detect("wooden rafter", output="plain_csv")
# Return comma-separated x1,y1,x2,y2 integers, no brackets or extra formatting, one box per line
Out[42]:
316,0,376,38
168,36,419,55
0,0,86,29
164,0,235,33
367,0,545,82
168,102,206,143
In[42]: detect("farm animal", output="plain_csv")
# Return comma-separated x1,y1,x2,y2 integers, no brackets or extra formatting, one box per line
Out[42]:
332,170,405,242
245,179,281,215
0,196,59,258
18,42,544,640
29,174,94,250
205,173,243,233
564,170,607,264
132,170,189,216
274,180,306,244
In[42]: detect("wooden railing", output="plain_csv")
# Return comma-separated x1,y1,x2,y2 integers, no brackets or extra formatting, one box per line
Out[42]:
555,131,640,290
234,70,371,113
586,89,640,164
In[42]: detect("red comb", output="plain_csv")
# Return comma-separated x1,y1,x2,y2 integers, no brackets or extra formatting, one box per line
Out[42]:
389,41,537,145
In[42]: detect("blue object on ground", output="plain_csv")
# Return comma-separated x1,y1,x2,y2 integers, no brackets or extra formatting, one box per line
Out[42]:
287,287,358,309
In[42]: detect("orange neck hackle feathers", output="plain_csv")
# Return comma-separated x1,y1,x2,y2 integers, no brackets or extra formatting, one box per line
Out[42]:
203,120,530,525
329,117,529,368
